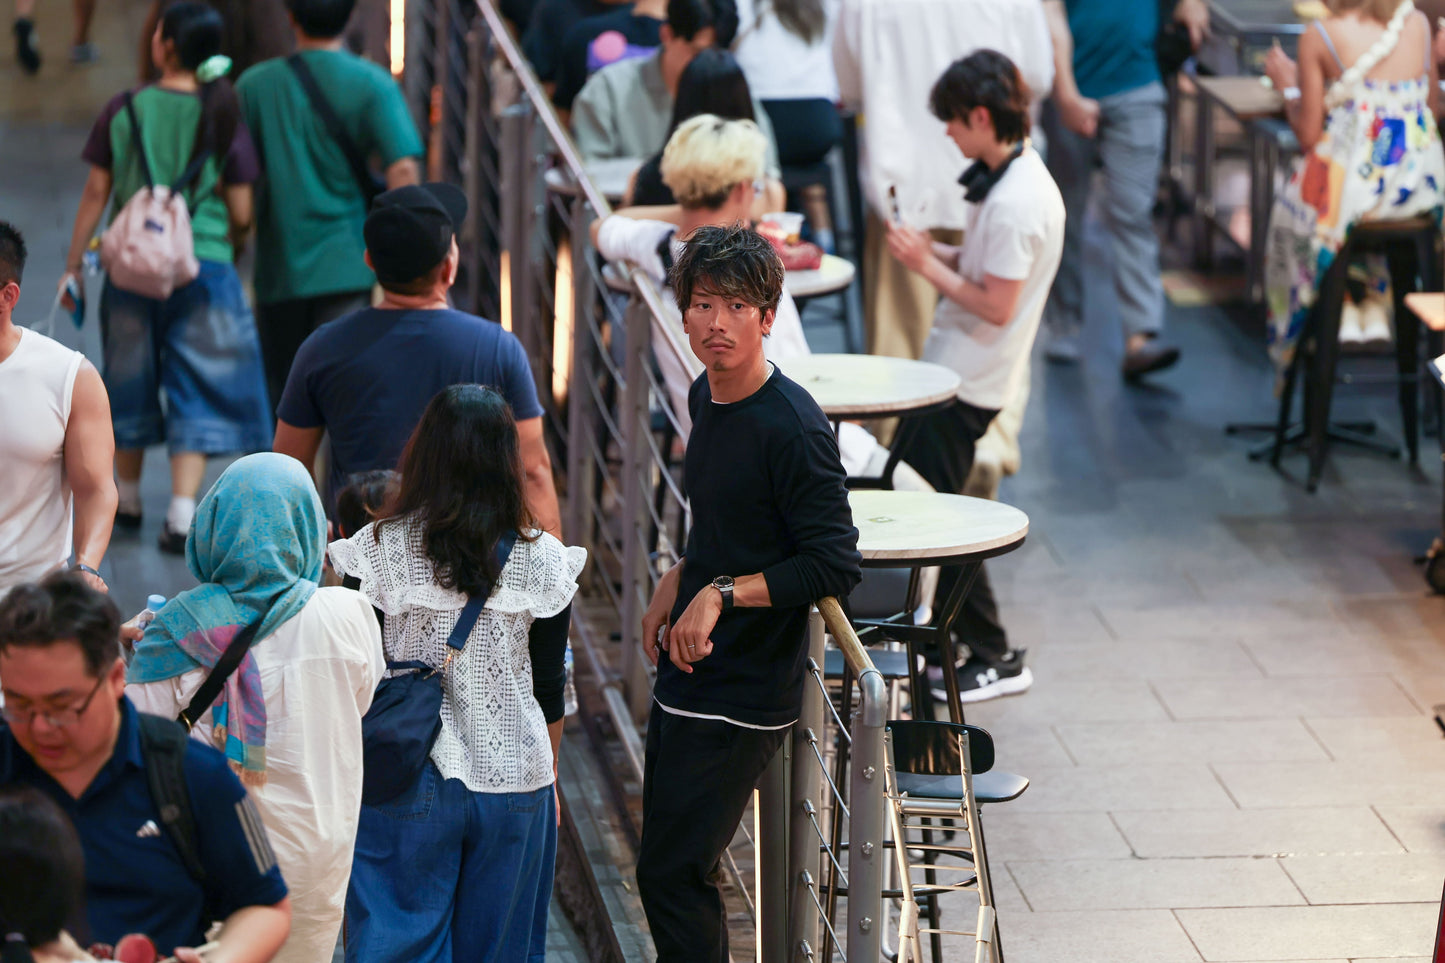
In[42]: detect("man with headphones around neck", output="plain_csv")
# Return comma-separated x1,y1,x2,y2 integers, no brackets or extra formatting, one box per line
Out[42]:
887,50,1064,704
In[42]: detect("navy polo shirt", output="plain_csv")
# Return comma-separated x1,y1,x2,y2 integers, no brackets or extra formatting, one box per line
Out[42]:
0,698,288,954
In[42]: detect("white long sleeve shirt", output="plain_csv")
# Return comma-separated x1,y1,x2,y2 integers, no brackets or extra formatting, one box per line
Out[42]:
128,588,385,963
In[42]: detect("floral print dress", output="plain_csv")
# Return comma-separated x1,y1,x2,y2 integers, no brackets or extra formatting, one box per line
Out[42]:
1265,17,1445,371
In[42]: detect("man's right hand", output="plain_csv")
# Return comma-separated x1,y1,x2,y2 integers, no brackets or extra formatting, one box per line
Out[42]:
1058,93,1100,138
641,562,683,667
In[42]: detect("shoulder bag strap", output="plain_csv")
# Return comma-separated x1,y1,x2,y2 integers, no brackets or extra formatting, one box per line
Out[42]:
136,713,207,884
286,53,382,204
442,530,521,656
122,92,156,190
178,618,265,732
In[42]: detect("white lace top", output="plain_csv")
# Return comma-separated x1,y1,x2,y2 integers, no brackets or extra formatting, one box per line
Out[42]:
329,516,587,794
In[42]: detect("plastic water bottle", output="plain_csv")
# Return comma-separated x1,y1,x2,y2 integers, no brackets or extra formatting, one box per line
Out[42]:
136,594,166,632
563,643,579,716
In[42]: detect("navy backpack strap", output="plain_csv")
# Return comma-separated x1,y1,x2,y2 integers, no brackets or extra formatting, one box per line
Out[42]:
444,531,520,652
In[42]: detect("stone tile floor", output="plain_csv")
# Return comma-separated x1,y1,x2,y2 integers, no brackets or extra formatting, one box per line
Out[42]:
7,1,1445,959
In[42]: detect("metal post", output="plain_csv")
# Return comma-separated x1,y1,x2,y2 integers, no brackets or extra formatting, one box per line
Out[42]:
565,199,598,550
459,26,485,315
788,611,825,960
756,736,791,963
846,666,888,963
500,103,530,337
1193,84,1216,270
619,298,653,719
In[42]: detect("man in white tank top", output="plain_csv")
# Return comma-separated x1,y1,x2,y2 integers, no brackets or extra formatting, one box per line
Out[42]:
0,221,117,595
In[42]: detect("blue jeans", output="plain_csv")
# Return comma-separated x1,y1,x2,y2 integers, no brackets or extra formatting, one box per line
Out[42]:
345,762,556,963
100,260,272,453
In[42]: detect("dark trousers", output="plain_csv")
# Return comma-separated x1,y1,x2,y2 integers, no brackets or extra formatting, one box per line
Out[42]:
255,288,371,409
759,98,845,167
637,705,788,963
897,399,1010,664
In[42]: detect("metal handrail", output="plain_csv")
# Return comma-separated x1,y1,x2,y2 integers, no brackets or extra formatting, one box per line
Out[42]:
472,0,690,375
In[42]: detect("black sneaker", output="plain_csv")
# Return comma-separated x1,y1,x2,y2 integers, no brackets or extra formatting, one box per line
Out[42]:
930,649,1033,704
157,524,187,555
114,507,143,530
14,18,41,74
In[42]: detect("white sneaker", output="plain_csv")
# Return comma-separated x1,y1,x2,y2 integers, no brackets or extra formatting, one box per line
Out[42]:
1359,297,1392,347
1339,301,1365,343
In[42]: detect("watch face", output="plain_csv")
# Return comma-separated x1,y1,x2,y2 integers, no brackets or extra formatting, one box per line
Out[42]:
714,576,735,590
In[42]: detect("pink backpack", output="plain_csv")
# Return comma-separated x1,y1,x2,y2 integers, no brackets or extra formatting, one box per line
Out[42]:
100,93,211,300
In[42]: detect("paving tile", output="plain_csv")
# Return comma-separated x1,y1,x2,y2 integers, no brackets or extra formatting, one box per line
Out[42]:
1244,635,1445,679
1113,808,1404,858
1175,903,1438,961
953,908,1201,963
1055,720,1329,766
1007,857,1303,910
963,722,1075,770
1032,639,1264,682
1153,676,1420,720
1373,806,1445,853
1001,764,1235,813
1280,852,1445,904
962,679,1171,726
995,601,1117,646
1388,672,1445,714
1304,717,1445,766
1214,760,1445,809
1331,597,1445,645
980,811,1134,860
1095,601,1351,643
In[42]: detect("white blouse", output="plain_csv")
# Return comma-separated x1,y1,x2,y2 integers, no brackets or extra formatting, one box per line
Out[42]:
329,517,586,795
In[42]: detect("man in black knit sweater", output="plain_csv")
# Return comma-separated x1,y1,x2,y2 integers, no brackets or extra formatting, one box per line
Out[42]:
637,225,862,962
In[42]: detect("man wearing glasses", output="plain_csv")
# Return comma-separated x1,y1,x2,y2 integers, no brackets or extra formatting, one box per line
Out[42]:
0,573,291,963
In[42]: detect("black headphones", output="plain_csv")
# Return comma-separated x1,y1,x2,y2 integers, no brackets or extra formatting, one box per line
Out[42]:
958,140,1026,203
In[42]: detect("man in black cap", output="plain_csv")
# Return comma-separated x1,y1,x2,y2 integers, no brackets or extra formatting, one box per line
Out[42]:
272,183,562,537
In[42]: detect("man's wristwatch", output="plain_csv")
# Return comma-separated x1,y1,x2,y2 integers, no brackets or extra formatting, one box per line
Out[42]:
71,561,104,582
712,575,735,613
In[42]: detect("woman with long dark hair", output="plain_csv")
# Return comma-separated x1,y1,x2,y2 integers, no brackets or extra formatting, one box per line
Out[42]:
630,48,758,205
330,384,586,963
61,0,271,555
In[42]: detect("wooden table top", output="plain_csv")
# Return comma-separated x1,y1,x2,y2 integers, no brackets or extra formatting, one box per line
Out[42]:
1194,74,1285,120
544,157,641,202
783,353,960,417
785,254,857,299
849,490,1029,562
1407,292,1445,331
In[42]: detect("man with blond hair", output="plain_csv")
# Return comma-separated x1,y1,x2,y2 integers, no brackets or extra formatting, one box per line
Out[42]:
591,114,933,493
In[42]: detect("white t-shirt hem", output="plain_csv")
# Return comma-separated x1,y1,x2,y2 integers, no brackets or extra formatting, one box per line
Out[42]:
654,696,794,731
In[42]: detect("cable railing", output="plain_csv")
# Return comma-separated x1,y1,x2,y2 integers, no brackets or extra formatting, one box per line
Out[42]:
405,5,889,959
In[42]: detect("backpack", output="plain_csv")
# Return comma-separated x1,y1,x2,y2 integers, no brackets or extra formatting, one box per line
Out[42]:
99,93,212,300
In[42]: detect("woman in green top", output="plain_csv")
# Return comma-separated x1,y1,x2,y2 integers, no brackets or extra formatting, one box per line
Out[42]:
62,1,271,556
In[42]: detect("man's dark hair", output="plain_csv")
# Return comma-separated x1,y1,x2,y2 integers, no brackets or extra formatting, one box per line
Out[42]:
668,0,739,46
376,258,448,298
0,786,85,951
0,220,27,288
929,49,1031,145
669,224,784,320
285,0,356,39
0,573,122,677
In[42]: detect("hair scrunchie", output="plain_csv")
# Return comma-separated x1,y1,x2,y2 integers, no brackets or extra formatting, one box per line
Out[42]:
195,54,232,84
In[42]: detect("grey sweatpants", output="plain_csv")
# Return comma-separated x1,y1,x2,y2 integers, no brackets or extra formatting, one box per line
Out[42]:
1042,81,1167,341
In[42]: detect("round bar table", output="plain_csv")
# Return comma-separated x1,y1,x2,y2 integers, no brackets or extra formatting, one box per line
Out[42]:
849,489,1029,723
543,157,642,202
784,354,960,488
786,253,856,303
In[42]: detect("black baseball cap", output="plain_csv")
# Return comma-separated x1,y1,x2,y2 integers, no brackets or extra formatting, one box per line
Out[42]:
363,183,469,285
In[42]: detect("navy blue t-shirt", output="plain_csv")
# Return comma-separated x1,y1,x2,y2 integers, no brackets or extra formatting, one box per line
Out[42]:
276,306,544,510
0,699,288,954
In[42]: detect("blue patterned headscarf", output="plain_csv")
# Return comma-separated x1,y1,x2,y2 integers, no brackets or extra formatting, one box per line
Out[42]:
128,453,325,781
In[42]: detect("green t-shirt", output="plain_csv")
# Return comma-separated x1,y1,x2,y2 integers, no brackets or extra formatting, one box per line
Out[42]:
83,86,259,265
237,50,423,304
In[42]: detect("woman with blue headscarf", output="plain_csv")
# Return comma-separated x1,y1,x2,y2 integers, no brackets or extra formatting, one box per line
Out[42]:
126,453,385,963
